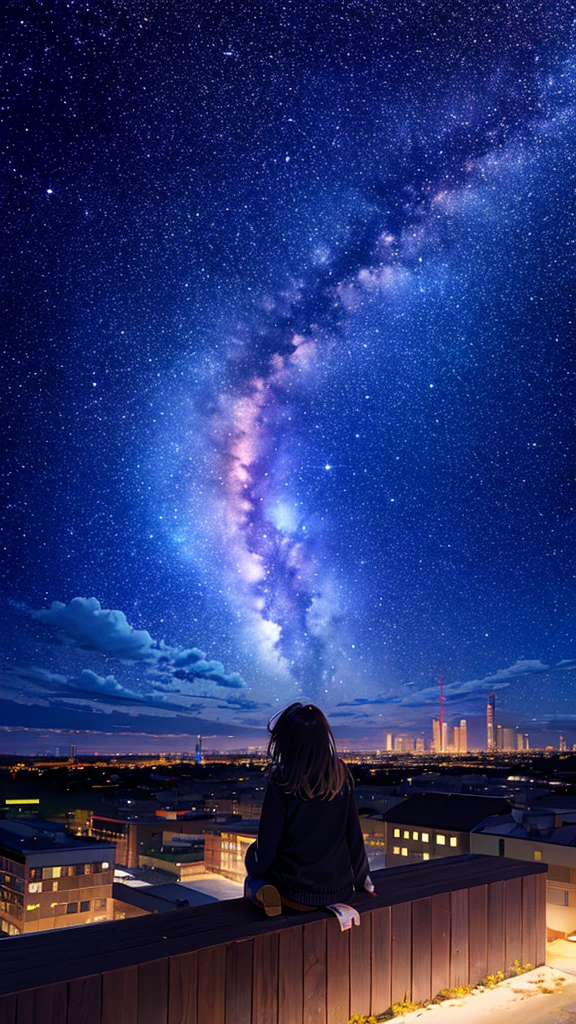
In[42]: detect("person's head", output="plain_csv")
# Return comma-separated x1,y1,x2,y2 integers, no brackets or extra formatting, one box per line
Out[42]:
267,702,347,800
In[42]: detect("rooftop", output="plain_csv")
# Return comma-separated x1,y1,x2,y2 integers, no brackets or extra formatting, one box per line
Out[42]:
381,793,511,830
0,819,114,856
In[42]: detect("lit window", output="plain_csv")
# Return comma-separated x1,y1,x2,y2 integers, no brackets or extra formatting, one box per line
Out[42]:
401,847,408,857
393,828,400,838
423,852,430,861
449,837,457,847
26,903,40,912
393,846,400,855
28,882,41,894
403,831,410,839
412,831,419,841
436,834,446,845
534,850,542,861
101,862,110,870
421,833,429,843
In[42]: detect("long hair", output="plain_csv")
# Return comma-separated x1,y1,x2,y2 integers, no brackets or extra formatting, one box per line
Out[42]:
267,702,348,800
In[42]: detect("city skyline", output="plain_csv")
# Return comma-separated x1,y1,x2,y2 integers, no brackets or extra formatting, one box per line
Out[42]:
2,1,576,752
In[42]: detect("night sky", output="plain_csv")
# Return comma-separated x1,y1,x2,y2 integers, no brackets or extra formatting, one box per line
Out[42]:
2,1,576,752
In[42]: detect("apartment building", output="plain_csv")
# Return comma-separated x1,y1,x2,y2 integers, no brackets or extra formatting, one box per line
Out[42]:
0,819,114,937
382,794,510,867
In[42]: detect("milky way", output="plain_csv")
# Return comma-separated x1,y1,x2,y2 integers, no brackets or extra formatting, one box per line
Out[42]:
2,1,576,748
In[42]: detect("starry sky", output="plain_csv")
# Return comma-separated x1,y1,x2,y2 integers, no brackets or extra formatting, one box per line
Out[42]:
2,0,576,753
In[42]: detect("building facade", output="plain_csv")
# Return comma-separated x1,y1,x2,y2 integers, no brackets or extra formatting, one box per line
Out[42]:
382,794,510,868
0,820,114,937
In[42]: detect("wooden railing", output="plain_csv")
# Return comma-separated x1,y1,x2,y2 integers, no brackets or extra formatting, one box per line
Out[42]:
0,855,546,1024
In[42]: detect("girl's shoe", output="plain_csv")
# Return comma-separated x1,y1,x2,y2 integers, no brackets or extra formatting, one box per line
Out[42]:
255,883,282,917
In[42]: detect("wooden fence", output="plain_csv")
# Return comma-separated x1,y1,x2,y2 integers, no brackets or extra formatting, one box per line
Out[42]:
0,855,546,1024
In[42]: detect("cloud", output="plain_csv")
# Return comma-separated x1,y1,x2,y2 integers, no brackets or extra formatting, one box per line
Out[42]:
31,597,245,690
338,659,574,711
13,665,181,711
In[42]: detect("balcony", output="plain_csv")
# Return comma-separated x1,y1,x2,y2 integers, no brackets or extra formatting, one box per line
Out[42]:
0,855,546,1024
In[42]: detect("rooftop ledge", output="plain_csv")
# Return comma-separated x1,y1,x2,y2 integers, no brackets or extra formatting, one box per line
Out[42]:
0,855,547,1024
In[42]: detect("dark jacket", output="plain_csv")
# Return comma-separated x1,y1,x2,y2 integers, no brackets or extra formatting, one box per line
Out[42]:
244,769,369,906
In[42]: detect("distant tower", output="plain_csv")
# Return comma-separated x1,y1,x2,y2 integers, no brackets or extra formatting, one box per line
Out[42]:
459,719,468,753
70,744,77,762
441,720,448,753
438,670,445,751
432,719,441,752
453,726,460,752
503,728,514,751
195,735,203,765
516,730,523,751
524,733,530,751
385,733,393,752
486,693,495,750
496,724,503,750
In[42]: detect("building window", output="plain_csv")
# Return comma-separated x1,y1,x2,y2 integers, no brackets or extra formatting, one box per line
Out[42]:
449,837,457,847
412,831,419,841
534,850,542,861
393,828,400,838
421,833,429,843
26,903,40,912
28,882,41,894
436,834,446,845
80,900,90,912
423,852,430,861
401,848,408,857
66,902,78,915
93,898,107,911
393,846,400,855
403,831,410,839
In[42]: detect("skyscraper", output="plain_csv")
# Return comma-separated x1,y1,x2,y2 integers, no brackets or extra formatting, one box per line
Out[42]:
385,733,393,751
496,724,503,750
459,719,468,753
503,728,514,751
486,692,495,750
432,718,441,752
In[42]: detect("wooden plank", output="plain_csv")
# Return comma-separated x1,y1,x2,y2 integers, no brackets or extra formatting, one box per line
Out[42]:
449,889,469,988
326,917,349,1024
252,932,278,1024
370,905,391,1017
102,967,138,1024
430,892,450,997
225,941,252,1024
67,976,102,1024
138,959,168,1024
535,873,546,967
504,877,522,969
197,947,225,1024
168,953,197,1024
390,902,411,1005
468,885,488,985
411,899,431,1004
303,919,327,1024
15,991,34,1024
0,997,15,1024
487,881,504,976
350,912,371,1018
33,983,67,1024
521,875,537,971
278,926,302,1024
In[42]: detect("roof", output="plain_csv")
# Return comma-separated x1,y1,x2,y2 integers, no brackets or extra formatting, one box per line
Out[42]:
0,819,115,856
113,881,217,913
381,794,511,830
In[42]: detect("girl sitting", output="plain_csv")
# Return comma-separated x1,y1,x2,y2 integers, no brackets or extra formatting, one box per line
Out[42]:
244,702,374,916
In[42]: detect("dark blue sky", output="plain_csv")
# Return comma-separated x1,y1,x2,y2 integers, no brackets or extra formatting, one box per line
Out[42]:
2,0,575,752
